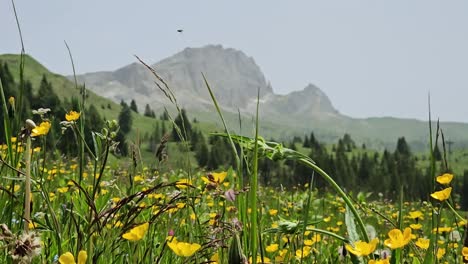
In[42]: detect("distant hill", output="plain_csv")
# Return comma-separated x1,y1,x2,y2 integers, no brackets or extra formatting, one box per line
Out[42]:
3,48,468,150
71,45,468,150
0,54,161,142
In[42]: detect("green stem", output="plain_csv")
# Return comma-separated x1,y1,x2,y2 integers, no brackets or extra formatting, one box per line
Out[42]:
250,89,260,263
23,136,31,232
446,201,465,221
298,158,369,242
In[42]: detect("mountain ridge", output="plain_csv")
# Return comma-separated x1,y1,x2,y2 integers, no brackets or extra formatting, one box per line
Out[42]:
3,48,468,150
69,44,468,149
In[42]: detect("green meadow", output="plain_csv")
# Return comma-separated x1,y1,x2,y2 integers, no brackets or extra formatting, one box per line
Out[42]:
1,9,468,264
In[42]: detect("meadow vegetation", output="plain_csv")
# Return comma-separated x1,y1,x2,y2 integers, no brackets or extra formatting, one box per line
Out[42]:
0,8,468,263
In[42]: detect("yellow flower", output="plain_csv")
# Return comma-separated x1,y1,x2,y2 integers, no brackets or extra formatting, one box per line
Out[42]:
269,209,278,216
122,222,149,241
295,246,312,259
266,243,279,253
410,223,422,230
31,121,51,137
201,171,227,185
345,238,379,257
59,250,87,264
415,238,430,249
384,228,412,249
167,240,201,257
462,247,468,260
408,210,424,220
430,187,452,201
65,110,81,121
436,248,445,259
368,259,390,264
28,221,38,229
436,173,453,185
8,96,15,107
176,179,192,189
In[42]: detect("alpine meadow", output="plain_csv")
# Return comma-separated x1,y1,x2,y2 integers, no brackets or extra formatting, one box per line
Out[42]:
1,1,468,264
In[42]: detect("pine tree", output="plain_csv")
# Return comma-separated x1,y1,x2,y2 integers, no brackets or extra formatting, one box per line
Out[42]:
118,103,133,135
130,99,138,113
172,109,192,141
144,104,154,117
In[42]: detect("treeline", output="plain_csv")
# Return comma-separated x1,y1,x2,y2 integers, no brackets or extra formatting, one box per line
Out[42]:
267,134,467,207
173,108,467,206
0,61,131,156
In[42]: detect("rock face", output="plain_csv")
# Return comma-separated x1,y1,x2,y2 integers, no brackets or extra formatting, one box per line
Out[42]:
74,45,340,121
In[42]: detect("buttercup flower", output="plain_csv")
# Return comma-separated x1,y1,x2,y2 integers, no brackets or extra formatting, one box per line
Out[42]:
384,228,412,249
430,187,452,201
415,238,430,249
436,173,453,185
408,211,424,220
462,246,468,261
122,222,149,241
167,240,201,257
176,179,192,189
59,250,87,264
266,243,279,253
31,121,51,137
369,259,390,264
345,238,379,257
202,171,227,185
65,111,81,121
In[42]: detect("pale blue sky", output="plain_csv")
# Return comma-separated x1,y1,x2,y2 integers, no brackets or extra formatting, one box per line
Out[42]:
1,1,468,122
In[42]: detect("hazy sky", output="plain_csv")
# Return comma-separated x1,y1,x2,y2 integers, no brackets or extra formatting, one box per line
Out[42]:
1,1,468,122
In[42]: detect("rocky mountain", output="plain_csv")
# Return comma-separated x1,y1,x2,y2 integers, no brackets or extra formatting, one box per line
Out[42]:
75,45,341,118
72,45,468,149
76,45,277,112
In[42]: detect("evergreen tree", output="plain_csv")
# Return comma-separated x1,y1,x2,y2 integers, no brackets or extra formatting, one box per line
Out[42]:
160,111,169,120
130,99,138,113
194,131,209,167
172,109,192,142
118,103,133,135
144,104,154,117
302,135,310,148
34,75,61,110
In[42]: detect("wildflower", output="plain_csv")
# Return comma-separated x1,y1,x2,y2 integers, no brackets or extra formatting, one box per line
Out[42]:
167,240,201,257
436,248,445,259
122,222,149,241
249,256,271,263
224,189,236,202
59,250,87,264
31,121,51,137
202,171,227,185
415,238,430,249
408,210,424,220
384,228,412,249
430,187,452,201
436,173,453,185
175,179,191,189
449,230,461,242
462,247,468,261
345,238,379,257
295,246,312,259
410,223,422,230
8,231,42,263
65,111,81,121
369,259,390,264
266,243,279,253
269,209,278,216
8,96,15,107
